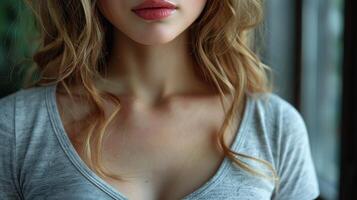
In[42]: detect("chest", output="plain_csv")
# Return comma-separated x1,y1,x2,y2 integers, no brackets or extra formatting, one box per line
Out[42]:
78,115,238,200
100,128,228,200
58,93,241,200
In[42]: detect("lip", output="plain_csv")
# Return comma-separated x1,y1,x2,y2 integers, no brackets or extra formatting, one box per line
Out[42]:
131,0,177,20
132,0,177,10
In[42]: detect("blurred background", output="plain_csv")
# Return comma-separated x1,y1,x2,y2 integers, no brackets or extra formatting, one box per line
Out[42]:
0,0,355,200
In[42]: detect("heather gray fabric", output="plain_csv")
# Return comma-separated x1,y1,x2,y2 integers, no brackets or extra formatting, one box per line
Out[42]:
0,83,320,200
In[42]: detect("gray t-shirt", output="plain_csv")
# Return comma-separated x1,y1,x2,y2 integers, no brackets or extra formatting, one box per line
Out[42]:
0,83,320,200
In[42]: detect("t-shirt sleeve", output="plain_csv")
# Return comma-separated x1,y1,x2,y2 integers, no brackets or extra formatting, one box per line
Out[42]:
0,93,21,199
271,101,320,200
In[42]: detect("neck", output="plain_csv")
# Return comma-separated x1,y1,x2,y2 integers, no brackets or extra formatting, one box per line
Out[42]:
97,28,216,107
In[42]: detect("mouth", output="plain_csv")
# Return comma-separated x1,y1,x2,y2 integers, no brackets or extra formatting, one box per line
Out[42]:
132,0,177,10
131,0,178,20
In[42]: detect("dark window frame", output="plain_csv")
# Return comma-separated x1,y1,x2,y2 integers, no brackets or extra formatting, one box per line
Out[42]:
339,0,357,199
293,0,303,109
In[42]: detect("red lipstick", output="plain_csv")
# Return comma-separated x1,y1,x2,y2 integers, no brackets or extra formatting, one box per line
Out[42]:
131,0,178,20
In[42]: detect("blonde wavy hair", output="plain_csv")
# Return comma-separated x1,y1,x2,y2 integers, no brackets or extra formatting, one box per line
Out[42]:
25,0,279,191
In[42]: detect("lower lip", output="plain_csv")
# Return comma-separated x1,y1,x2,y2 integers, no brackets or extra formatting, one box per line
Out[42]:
132,8,176,20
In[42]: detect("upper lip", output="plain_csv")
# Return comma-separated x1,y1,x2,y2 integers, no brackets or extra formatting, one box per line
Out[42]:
131,0,177,10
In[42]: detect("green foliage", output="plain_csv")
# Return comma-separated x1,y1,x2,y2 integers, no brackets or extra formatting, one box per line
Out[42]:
0,0,38,97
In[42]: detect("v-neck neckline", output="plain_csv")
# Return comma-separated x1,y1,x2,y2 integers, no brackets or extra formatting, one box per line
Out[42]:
45,83,252,200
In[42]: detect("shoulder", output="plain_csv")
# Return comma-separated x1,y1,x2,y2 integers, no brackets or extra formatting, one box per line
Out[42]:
0,91,17,133
250,92,301,118
1,85,48,104
1,85,49,105
241,92,310,161
248,92,306,135
248,92,311,158
0,85,51,130
237,92,310,166
247,92,319,199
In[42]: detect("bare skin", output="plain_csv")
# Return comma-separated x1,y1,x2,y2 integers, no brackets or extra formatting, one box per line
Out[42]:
56,89,245,200
55,2,246,199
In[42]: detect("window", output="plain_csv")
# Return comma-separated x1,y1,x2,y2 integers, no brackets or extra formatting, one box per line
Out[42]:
263,0,344,199
300,0,343,199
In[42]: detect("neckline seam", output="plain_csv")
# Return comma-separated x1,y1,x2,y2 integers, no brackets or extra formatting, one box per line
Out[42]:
182,95,252,199
45,84,126,200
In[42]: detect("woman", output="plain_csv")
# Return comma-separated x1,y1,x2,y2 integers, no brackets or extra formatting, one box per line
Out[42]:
0,0,320,199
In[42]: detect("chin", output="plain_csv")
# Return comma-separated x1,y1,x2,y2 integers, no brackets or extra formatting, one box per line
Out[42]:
127,28,184,46
133,35,178,46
